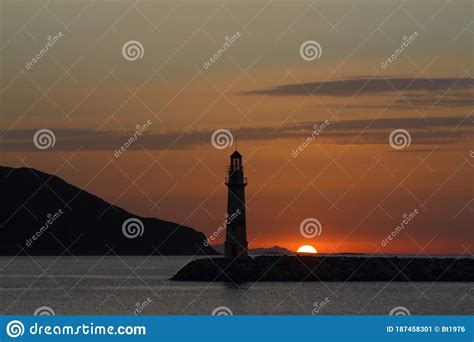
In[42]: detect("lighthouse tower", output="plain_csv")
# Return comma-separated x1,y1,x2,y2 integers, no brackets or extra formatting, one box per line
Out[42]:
224,150,248,260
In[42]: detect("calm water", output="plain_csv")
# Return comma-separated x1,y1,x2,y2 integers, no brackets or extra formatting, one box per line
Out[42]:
0,256,472,315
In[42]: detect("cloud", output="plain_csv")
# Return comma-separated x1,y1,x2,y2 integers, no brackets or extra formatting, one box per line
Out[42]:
1,116,471,152
394,92,473,108
240,77,474,100
322,92,473,110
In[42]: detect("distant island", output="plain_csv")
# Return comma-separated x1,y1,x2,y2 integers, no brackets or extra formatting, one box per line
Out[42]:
212,244,294,256
171,256,474,282
0,166,217,256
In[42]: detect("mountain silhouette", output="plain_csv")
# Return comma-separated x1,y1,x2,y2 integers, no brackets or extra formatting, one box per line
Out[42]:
0,166,217,256
212,244,293,255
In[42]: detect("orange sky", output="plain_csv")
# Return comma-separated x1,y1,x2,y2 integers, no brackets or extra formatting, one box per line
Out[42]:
1,0,472,254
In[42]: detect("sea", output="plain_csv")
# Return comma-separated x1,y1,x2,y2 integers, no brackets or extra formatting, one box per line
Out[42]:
0,256,472,315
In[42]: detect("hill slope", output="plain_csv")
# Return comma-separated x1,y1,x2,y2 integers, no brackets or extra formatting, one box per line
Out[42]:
0,166,216,256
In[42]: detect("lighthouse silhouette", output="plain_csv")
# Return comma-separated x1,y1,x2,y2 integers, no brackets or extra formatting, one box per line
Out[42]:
224,150,248,260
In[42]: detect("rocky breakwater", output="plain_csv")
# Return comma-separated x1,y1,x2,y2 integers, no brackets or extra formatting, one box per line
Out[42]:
171,255,474,282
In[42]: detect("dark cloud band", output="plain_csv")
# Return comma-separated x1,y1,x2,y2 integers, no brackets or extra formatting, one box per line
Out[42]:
240,77,474,98
1,116,471,152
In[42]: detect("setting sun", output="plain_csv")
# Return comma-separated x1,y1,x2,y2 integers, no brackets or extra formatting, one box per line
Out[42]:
297,245,318,254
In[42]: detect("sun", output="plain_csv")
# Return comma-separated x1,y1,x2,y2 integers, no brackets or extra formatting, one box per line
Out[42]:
297,245,318,254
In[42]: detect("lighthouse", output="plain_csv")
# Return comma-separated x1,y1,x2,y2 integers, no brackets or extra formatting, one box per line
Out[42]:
224,150,248,260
